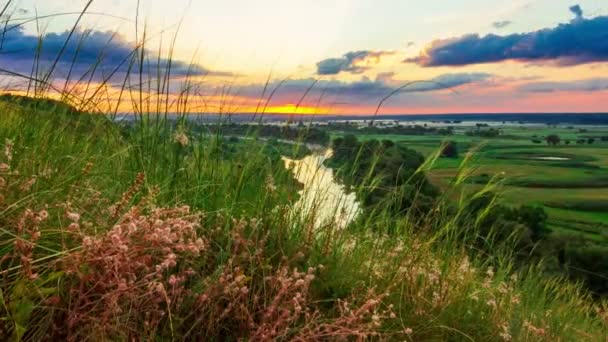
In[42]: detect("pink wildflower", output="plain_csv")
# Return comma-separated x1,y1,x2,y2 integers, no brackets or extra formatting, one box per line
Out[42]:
4,139,13,161
66,211,81,223
174,131,189,146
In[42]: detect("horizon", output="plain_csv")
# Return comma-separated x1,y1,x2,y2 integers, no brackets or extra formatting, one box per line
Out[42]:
110,111,608,126
1,1,607,115
111,111,608,117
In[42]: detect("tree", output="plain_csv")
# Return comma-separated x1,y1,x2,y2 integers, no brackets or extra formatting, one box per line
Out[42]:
381,140,395,148
441,141,458,158
587,138,595,145
516,205,548,242
327,135,437,217
546,134,561,146
565,140,571,145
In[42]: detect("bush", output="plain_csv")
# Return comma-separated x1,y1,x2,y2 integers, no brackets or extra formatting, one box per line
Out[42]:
441,141,459,158
546,134,561,146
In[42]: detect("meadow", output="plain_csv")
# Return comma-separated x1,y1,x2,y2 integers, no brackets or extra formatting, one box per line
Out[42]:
341,123,608,243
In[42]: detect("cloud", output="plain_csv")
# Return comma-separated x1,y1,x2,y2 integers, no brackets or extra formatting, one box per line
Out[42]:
569,5,583,19
239,72,492,104
406,6,608,67
492,20,512,29
0,26,230,82
318,72,488,95
240,76,391,100
316,50,390,75
419,72,492,90
226,72,493,113
518,78,608,93
375,72,396,84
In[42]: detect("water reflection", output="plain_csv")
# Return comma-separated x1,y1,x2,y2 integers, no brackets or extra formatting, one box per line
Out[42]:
282,149,360,230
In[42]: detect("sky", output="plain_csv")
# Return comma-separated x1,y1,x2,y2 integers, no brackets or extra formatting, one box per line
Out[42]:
1,0,607,115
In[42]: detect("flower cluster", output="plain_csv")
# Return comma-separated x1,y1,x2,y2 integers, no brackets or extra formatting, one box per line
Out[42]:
295,290,398,340
108,172,145,218
12,209,47,280
62,204,205,336
174,131,189,147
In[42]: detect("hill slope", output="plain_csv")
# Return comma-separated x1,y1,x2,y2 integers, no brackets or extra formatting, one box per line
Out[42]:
0,97,606,340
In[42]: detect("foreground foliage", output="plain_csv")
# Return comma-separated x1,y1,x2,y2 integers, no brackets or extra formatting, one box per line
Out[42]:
0,97,606,340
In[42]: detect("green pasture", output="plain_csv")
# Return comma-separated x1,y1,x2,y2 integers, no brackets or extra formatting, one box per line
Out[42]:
339,125,608,240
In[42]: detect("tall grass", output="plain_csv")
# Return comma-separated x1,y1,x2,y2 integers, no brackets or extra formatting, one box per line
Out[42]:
0,3,607,341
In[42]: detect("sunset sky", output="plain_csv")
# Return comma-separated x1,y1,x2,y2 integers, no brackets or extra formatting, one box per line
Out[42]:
1,0,607,115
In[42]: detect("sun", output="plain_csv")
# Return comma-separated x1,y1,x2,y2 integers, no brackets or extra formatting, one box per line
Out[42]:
261,104,327,115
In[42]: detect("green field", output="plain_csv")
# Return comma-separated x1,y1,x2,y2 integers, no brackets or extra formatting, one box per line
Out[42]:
338,124,608,242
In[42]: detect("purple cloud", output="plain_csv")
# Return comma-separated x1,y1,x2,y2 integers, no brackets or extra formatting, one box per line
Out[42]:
0,26,230,82
316,50,391,75
519,78,608,93
406,6,608,67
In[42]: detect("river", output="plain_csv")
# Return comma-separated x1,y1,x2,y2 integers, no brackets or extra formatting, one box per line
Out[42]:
282,149,360,230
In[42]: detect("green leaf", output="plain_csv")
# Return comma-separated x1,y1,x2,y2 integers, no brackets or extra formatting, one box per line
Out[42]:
38,287,56,296
13,297,34,325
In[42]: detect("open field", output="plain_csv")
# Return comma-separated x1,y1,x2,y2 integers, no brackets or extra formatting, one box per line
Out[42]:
336,123,608,241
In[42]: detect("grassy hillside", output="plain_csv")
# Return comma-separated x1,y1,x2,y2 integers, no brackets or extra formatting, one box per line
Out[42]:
0,96,606,340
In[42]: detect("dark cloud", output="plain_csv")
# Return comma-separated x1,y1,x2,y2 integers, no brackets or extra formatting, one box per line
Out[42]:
0,26,229,82
416,72,492,90
518,77,608,93
244,76,392,99
241,72,491,102
569,5,583,19
341,72,490,94
331,72,490,92
406,6,608,67
492,20,512,29
316,50,389,75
